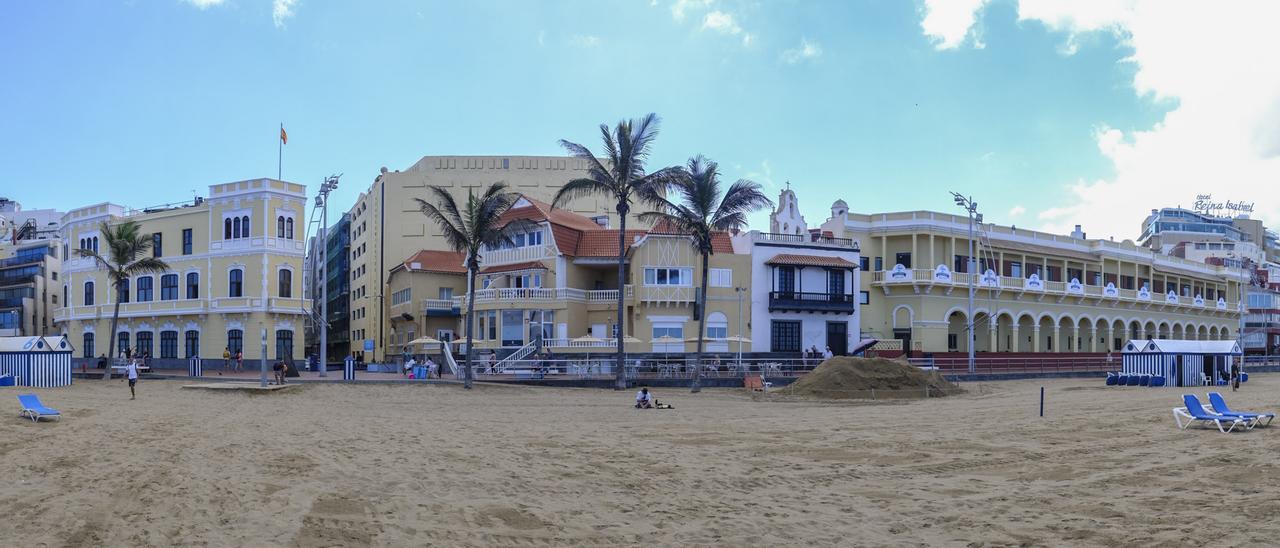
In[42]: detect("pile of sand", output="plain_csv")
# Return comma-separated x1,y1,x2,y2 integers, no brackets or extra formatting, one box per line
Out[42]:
783,357,961,399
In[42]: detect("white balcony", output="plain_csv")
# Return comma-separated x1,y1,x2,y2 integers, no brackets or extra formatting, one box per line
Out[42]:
478,244,556,267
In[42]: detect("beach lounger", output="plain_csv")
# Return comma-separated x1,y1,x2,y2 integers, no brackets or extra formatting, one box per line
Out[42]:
1139,375,1151,387
1241,373,1249,383
1150,377,1166,387
1173,394,1250,433
17,394,61,423
1106,373,1118,386
1207,392,1274,426
1126,375,1140,386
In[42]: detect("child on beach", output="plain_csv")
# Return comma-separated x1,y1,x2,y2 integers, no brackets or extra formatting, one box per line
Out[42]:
126,358,139,400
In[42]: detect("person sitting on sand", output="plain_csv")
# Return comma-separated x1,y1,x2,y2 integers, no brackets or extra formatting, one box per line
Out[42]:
424,356,438,378
635,387,654,409
403,357,416,377
273,361,287,385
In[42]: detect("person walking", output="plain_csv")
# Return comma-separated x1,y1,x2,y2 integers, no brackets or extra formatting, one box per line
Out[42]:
222,347,231,375
235,350,243,372
1232,359,1241,392
126,358,140,400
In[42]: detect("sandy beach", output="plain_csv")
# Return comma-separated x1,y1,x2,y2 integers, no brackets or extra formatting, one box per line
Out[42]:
5,375,1280,547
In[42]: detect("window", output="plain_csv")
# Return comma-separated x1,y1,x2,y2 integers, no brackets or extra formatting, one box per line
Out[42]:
229,269,243,297
276,330,293,360
117,332,129,357
895,252,912,268
948,334,958,351
184,330,199,358
227,329,243,354
860,257,870,272
392,288,412,306
160,331,178,359
93,236,99,253
486,310,497,340
182,229,193,255
136,276,154,302
278,269,292,298
186,272,199,299
136,331,153,357
439,287,454,299
277,216,286,238
224,218,232,240
652,324,684,339
709,268,732,288
152,233,162,257
874,257,883,271
643,267,692,286
770,320,802,352
160,274,178,300
706,312,728,340
859,291,870,305
241,216,250,237
286,218,294,239
233,217,241,239
776,266,795,293
83,332,95,358
828,270,845,295
84,281,94,306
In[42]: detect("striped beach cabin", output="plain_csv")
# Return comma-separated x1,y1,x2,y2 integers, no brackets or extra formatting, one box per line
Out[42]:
0,336,75,388
1121,339,1242,388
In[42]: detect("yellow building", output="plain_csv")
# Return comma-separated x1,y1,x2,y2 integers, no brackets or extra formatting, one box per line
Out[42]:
344,155,633,362
386,249,467,354
55,179,310,366
819,204,1244,356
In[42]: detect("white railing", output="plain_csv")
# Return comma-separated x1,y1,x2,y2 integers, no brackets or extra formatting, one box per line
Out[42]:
422,298,458,312
544,338,619,348
478,244,555,266
587,289,618,302
488,340,538,374
640,286,695,303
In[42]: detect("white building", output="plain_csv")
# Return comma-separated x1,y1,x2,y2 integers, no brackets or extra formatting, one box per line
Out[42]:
732,189,861,355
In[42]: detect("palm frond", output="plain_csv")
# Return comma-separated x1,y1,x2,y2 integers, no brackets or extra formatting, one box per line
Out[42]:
123,257,171,276
551,177,616,210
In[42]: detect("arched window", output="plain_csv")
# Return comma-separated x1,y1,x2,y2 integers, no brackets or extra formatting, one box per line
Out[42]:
233,217,241,239
706,312,729,339
118,278,130,303
224,218,232,239
185,330,200,358
275,330,293,360
229,268,243,297
277,216,285,238
83,332,95,358
227,329,243,354
241,216,250,237
80,238,85,250
136,276,154,302
136,331,153,357
160,274,178,300
117,332,129,357
160,330,178,359
186,272,199,299
286,218,294,239
84,281,94,306
93,237,98,253
279,269,292,298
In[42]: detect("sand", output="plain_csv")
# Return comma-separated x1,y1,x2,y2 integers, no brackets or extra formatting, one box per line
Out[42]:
5,376,1280,546
784,357,961,399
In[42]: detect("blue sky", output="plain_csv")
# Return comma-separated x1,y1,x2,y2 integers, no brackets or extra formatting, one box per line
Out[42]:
7,0,1267,242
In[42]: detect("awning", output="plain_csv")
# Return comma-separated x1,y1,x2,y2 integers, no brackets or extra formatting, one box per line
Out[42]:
765,254,859,269
479,261,548,275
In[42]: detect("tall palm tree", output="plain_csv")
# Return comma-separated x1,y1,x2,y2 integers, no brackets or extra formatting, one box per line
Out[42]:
640,155,772,392
76,220,170,380
553,113,684,390
416,182,534,389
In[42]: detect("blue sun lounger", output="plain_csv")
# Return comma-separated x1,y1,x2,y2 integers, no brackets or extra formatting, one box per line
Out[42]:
1173,394,1250,433
1208,392,1274,427
1106,373,1119,386
17,394,61,423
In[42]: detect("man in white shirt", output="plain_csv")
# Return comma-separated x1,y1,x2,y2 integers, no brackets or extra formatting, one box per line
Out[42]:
424,357,438,379
635,387,654,409
126,359,140,400
822,346,834,360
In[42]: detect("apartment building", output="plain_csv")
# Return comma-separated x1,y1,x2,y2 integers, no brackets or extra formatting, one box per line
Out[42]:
55,179,310,366
733,189,861,355
820,202,1243,355
0,241,62,337
386,250,466,355
345,156,631,362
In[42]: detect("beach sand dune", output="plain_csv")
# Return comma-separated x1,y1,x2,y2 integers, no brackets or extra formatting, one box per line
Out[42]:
4,376,1280,546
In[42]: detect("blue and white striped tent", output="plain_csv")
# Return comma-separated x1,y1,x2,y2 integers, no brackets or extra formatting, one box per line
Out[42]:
1121,339,1241,388
0,336,74,388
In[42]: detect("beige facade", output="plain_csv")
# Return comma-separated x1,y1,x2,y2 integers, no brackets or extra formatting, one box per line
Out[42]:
55,179,310,365
345,155,637,362
386,250,468,356
821,207,1244,355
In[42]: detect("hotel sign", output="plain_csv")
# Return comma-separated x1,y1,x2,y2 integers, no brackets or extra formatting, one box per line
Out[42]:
1193,194,1255,217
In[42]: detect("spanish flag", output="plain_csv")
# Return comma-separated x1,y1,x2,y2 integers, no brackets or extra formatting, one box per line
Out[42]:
280,126,288,145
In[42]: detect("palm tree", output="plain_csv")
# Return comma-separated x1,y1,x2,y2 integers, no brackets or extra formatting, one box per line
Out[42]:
76,220,170,380
552,113,684,390
416,182,534,389
640,155,772,392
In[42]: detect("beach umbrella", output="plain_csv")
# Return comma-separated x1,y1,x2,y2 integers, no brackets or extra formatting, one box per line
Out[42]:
408,336,443,346
572,335,604,373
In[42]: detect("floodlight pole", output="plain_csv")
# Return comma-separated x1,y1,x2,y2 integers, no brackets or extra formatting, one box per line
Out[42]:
952,192,980,375
317,174,340,377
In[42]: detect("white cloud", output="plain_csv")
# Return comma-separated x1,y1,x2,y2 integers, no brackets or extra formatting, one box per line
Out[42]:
671,0,714,22
920,0,990,50
180,0,225,9
780,38,822,64
1008,205,1027,217
272,0,297,28
1005,1,1280,241
702,11,739,34
567,34,601,48
745,159,777,189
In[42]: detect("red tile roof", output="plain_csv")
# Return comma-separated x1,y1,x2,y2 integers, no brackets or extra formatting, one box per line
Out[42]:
576,230,647,257
479,261,548,274
397,250,466,274
765,254,858,269
499,196,606,232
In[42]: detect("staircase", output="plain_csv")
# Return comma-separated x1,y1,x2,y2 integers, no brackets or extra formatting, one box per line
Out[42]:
441,340,460,377
490,341,537,374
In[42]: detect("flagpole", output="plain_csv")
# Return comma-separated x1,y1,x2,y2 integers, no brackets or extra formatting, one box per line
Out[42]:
278,123,283,180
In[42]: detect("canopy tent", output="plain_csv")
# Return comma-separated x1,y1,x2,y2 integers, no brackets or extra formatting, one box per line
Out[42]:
1121,339,1242,388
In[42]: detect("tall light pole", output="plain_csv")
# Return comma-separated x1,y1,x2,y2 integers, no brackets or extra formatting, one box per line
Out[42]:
735,286,746,367
316,174,340,377
951,192,982,375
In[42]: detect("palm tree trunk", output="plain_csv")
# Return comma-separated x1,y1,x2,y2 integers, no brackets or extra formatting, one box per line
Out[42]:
692,251,709,393
463,265,477,389
104,291,122,380
614,202,628,390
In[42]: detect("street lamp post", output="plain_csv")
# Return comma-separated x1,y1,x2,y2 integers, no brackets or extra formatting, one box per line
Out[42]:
951,192,982,375
260,325,268,388
735,286,746,367
316,175,340,377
